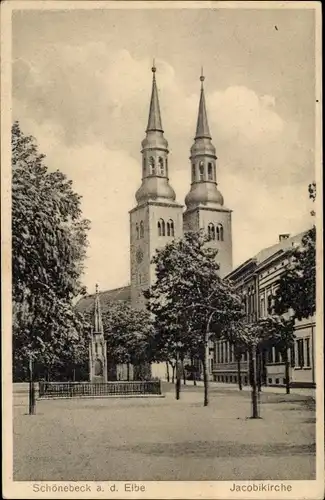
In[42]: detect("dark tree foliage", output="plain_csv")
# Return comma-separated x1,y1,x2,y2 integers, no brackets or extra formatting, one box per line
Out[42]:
145,230,243,406
273,184,316,321
12,122,91,379
101,302,153,371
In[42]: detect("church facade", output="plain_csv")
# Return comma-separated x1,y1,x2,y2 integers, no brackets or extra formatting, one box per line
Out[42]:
129,65,233,313
127,65,233,378
78,65,315,387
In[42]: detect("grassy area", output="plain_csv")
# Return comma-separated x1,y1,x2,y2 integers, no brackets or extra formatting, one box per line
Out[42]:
13,383,316,481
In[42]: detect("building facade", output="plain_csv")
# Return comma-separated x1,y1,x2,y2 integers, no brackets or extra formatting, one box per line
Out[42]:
212,232,316,388
128,66,232,378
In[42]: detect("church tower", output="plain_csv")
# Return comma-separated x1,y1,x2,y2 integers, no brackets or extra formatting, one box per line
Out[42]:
89,284,107,383
183,72,233,278
130,64,183,309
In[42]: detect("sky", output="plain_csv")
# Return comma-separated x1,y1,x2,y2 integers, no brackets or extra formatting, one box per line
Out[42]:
12,5,316,294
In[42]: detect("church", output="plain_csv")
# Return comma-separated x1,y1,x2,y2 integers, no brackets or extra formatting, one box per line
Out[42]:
78,63,233,381
77,64,315,388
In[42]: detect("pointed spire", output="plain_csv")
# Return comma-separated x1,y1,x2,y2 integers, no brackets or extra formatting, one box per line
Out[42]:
195,70,211,139
146,61,163,133
93,284,104,334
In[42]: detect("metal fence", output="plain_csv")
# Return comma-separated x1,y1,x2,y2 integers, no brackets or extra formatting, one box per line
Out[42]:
38,380,162,399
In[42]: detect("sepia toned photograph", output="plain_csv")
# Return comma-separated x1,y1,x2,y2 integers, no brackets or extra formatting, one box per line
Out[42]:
1,1,323,499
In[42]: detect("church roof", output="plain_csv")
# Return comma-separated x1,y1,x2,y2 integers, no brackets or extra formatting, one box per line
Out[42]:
146,65,163,133
195,75,211,139
76,285,131,315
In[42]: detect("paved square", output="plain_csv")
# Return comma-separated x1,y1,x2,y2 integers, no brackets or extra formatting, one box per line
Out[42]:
13,383,316,481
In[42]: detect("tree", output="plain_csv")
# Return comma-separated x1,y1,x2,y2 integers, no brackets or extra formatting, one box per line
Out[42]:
101,302,153,380
12,122,90,399
145,230,243,406
268,315,295,394
229,315,295,417
274,184,316,321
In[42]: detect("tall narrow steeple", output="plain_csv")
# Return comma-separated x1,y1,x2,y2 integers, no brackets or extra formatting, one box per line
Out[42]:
183,71,233,279
146,64,163,132
195,70,211,139
135,63,177,205
185,72,224,211
93,284,104,334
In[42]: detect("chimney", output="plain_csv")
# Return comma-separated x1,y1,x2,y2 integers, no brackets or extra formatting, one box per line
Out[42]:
279,233,290,242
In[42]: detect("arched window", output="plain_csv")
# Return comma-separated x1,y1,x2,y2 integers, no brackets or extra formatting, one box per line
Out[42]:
136,223,139,240
216,225,220,241
149,156,155,175
218,224,224,241
192,164,196,181
208,162,213,180
158,218,165,236
165,158,168,172
166,219,174,237
139,221,144,238
158,157,164,176
143,157,146,175
199,161,204,180
208,223,215,240
170,220,174,237
161,219,165,236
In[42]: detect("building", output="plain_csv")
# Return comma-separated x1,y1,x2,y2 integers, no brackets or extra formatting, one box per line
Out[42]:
77,65,315,388
212,232,316,388
129,65,232,313
77,64,232,379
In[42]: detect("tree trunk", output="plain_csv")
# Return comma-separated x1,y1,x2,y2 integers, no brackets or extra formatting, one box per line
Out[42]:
257,351,262,392
171,364,175,384
73,367,76,382
236,356,242,390
249,346,259,418
283,350,290,394
166,361,170,382
203,340,209,407
126,362,130,381
28,355,36,415
191,357,197,385
182,359,186,385
175,357,181,400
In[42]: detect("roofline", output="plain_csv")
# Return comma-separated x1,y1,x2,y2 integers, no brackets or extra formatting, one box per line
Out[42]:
226,258,257,281
226,230,307,282
254,249,288,273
